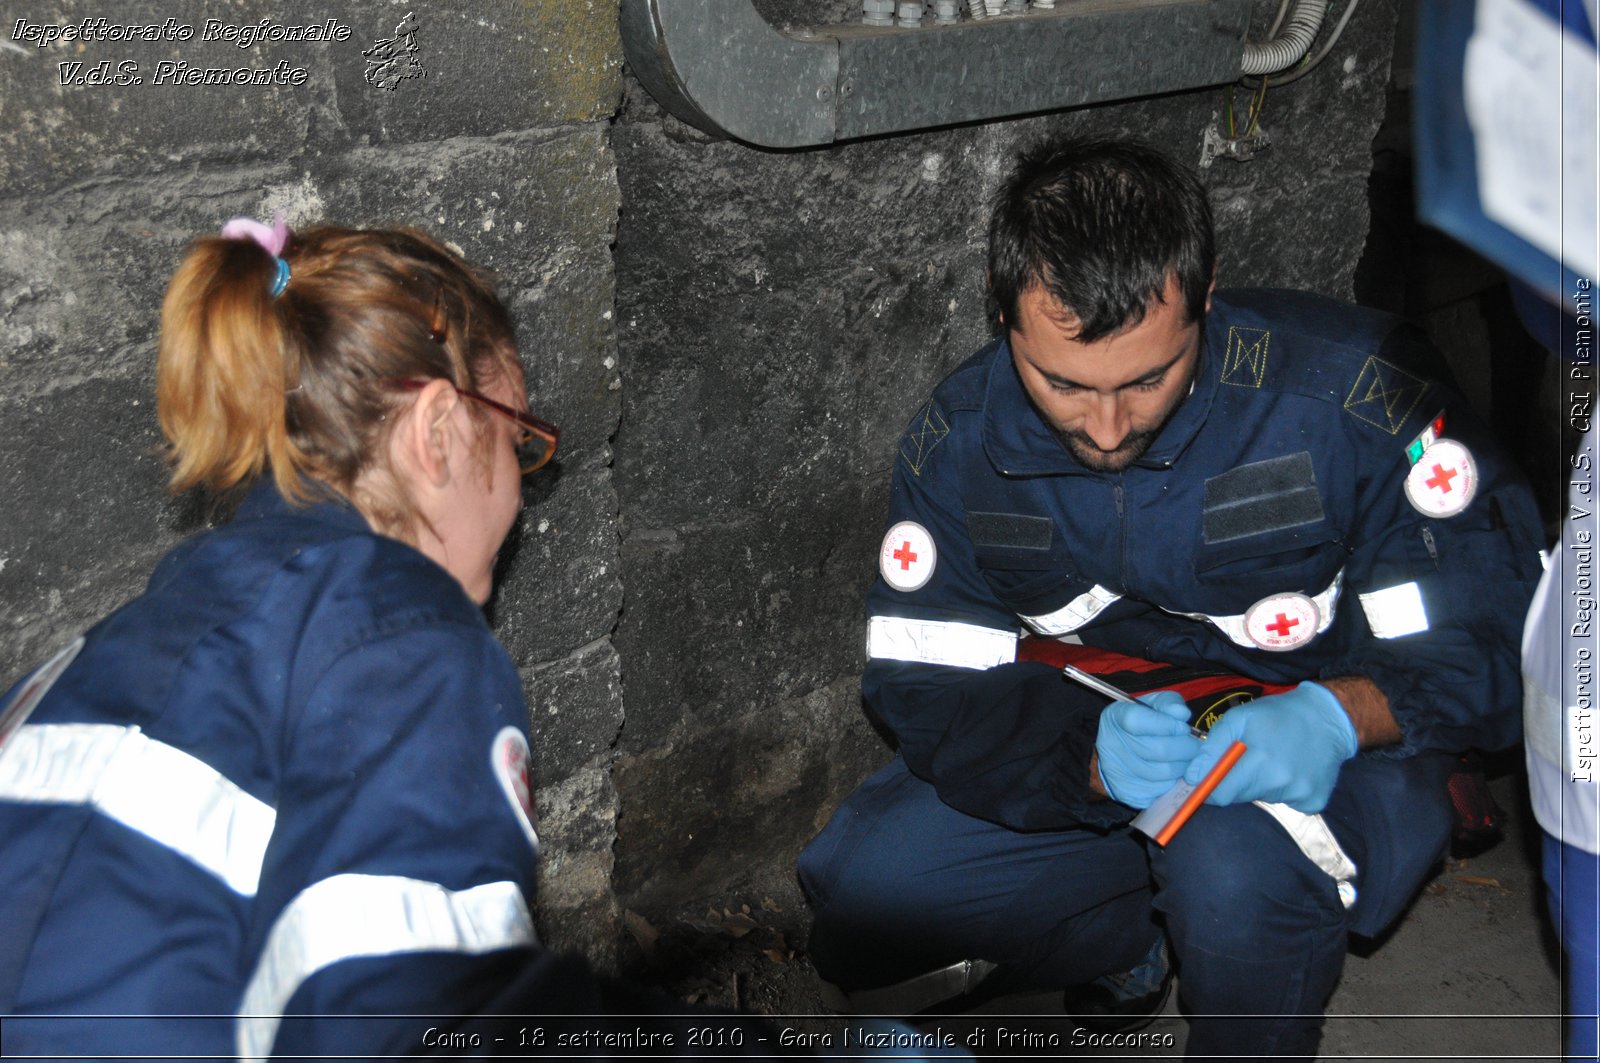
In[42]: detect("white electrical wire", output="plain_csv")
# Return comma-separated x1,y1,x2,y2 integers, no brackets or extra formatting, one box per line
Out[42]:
1265,0,1295,38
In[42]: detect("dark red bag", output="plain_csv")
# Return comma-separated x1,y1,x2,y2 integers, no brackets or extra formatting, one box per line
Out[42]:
1016,637,1293,733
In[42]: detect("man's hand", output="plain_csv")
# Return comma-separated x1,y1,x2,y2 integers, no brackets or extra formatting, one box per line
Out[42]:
1094,690,1204,809
1182,682,1358,813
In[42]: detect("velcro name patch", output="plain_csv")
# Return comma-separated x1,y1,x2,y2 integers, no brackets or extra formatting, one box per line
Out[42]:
1203,452,1325,544
968,512,1054,551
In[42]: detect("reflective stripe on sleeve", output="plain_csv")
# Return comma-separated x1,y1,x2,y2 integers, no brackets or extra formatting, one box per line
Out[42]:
867,616,1018,670
0,723,275,895
1019,585,1122,635
1170,569,1345,649
1357,581,1430,639
236,874,537,1062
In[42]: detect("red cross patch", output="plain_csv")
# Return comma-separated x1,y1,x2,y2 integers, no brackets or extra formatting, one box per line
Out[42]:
879,520,937,592
1243,593,1321,652
491,726,540,853
1403,439,1477,518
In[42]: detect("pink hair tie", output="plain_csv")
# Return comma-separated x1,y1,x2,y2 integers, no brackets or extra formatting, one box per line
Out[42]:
220,211,292,297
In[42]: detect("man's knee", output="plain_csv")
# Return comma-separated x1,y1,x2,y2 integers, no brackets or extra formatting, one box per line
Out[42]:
796,816,878,924
797,769,927,924
1324,754,1454,936
798,767,1160,991
1150,802,1344,955
798,804,982,991
795,825,838,907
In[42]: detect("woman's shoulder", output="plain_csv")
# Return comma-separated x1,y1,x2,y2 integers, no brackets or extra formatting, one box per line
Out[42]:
256,505,484,623
149,494,489,655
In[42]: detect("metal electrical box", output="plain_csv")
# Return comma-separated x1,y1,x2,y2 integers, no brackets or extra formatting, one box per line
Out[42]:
621,0,1253,148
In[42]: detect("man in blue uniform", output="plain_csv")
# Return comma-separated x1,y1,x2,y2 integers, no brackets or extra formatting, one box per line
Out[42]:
798,137,1546,1059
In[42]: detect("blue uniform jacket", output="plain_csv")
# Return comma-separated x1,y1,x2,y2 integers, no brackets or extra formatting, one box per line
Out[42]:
0,484,540,1060
866,289,1546,832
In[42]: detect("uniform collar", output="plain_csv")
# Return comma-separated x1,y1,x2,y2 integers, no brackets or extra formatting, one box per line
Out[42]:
235,477,373,534
980,314,1224,476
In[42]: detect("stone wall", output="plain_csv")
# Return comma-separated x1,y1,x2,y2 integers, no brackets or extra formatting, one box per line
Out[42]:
0,1,625,961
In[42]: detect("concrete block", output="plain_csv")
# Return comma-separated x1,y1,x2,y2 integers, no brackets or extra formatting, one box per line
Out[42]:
509,249,622,469
521,638,624,784
612,121,987,530
535,763,622,968
494,450,622,671
614,487,880,752
330,2,623,138
0,379,177,682
612,676,887,913
0,165,303,395
0,2,622,198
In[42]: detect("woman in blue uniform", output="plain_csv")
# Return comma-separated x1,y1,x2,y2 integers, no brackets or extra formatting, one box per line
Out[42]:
0,218,562,1059
0,215,948,1063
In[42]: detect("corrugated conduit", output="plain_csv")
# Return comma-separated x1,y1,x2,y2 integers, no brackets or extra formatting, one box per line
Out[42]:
1241,0,1327,75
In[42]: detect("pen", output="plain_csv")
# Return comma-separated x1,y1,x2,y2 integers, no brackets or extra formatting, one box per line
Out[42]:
1063,661,1248,844
1060,663,1206,738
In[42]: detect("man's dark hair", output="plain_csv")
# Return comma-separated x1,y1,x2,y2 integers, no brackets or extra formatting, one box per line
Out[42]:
987,136,1216,342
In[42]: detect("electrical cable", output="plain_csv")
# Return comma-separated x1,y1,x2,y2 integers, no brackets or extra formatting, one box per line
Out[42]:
1265,0,1295,37
1241,0,1366,89
1245,75,1270,136
1240,0,1327,76
1221,72,1271,143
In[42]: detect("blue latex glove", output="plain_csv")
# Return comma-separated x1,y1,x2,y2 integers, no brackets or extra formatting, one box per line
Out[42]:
1094,690,1204,809
1182,681,1359,813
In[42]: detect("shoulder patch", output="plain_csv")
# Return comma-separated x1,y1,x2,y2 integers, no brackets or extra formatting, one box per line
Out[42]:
1343,356,1429,435
491,726,540,854
880,521,937,591
1404,440,1478,517
899,401,950,477
1221,326,1271,389
1244,593,1321,651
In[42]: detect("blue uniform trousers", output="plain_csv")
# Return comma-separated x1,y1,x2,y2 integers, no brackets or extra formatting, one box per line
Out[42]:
1544,833,1600,1062
800,752,1454,1060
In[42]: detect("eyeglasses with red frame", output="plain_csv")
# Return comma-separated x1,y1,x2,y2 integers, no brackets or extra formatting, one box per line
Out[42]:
388,378,560,475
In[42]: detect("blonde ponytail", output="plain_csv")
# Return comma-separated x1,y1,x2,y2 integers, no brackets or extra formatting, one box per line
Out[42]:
155,223,522,531
157,237,308,500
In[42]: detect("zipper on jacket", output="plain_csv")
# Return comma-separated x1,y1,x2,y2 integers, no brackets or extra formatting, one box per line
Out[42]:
1115,479,1128,588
